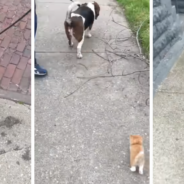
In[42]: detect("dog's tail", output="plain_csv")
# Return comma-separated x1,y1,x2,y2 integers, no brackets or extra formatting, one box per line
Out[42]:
66,1,81,24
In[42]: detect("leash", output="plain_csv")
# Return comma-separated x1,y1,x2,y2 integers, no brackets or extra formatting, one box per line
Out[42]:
0,9,31,35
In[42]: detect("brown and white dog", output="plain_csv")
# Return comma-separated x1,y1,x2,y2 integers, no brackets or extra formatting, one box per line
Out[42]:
64,1,100,59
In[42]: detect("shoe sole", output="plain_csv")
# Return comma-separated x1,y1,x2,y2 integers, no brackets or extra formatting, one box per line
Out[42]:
35,73,47,77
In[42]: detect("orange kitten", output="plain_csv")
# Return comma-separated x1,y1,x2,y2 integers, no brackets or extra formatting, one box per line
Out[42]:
130,135,145,174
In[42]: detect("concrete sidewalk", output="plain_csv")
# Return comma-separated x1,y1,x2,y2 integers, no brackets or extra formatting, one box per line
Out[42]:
153,51,184,184
35,0,149,183
0,99,31,184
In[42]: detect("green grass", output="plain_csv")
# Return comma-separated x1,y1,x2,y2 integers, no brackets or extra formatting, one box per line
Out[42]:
17,101,24,105
117,0,149,58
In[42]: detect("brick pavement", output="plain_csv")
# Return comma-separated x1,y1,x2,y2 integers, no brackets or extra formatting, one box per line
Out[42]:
0,0,31,103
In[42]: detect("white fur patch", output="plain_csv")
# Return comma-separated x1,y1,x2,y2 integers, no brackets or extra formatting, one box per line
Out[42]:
139,165,144,175
77,30,85,59
130,166,136,172
66,2,82,24
87,33,92,38
86,27,92,38
87,2,95,18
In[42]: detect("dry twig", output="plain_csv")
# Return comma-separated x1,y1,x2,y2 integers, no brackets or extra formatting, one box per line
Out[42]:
64,79,92,98
146,98,149,106
78,63,88,70
92,50,108,61
112,17,130,29
158,90,184,94
136,20,150,66
136,21,145,56
77,69,149,80
64,69,148,98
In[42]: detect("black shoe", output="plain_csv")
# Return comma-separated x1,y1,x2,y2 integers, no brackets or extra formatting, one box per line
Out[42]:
35,64,47,76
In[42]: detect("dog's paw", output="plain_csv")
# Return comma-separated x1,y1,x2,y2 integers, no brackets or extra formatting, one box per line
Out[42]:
130,166,136,172
86,33,92,38
77,53,83,59
69,42,74,47
139,169,143,175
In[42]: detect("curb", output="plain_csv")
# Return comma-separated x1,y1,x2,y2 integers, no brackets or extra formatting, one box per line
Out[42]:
0,89,31,105
153,35,184,96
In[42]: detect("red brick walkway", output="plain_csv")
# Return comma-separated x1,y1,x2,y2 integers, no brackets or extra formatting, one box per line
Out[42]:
0,0,31,102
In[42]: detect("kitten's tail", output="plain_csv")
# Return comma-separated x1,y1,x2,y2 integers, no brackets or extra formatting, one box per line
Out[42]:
133,151,144,165
66,1,81,24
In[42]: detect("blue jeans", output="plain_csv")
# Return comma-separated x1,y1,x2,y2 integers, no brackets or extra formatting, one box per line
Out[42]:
35,5,37,65
35,11,37,36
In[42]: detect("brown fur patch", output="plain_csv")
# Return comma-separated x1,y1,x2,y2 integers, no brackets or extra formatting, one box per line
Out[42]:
93,1,100,19
70,16,84,42
64,21,73,46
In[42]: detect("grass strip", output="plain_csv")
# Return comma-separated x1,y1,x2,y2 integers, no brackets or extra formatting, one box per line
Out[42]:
117,0,149,58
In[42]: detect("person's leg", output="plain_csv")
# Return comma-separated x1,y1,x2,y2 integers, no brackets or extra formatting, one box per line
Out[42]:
35,55,47,76
34,3,47,76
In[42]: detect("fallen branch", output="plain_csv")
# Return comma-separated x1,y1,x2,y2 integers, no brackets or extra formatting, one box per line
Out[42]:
106,49,148,63
115,36,132,42
78,63,88,70
136,21,146,59
105,46,114,76
92,49,108,61
158,90,184,94
64,79,92,98
146,98,149,106
77,69,149,80
112,17,130,30
64,69,149,98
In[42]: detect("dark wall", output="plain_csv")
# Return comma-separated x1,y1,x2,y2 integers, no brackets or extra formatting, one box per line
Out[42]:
153,0,184,94
171,0,184,13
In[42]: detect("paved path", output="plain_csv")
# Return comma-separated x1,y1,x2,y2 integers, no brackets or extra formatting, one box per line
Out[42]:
35,0,149,183
0,0,31,104
0,99,31,184
153,51,184,184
